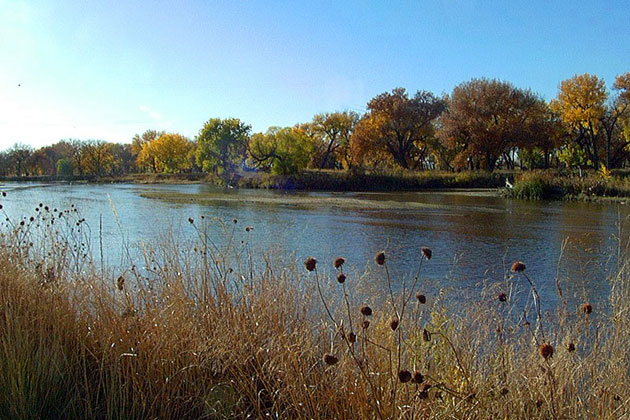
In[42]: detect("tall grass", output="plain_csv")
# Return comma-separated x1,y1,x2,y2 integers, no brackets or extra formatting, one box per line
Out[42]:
0,197,629,419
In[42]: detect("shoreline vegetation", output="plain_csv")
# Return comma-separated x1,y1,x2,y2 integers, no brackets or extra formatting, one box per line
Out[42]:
1,169,630,201
1,197,629,419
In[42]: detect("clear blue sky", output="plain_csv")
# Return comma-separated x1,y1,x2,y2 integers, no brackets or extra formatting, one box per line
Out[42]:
1,0,629,149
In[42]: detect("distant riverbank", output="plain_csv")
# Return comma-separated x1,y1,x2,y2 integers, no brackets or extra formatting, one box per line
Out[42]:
2,169,630,201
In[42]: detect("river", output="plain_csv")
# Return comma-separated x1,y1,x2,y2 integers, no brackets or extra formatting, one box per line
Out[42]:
1,182,627,308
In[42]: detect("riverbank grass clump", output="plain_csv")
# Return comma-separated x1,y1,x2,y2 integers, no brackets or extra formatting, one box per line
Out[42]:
0,198,629,418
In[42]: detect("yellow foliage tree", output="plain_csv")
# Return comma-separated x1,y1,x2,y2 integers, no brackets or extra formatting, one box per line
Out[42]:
137,134,193,173
551,73,608,167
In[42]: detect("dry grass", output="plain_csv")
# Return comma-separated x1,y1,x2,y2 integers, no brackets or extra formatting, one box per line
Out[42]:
0,198,629,419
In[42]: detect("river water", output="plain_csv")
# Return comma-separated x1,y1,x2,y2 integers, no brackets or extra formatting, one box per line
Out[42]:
1,182,628,308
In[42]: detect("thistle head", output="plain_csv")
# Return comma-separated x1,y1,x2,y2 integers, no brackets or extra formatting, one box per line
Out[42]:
337,273,346,284
539,343,554,359
304,257,317,272
360,305,372,316
421,247,432,260
398,370,412,383
511,261,526,272
374,251,386,266
415,292,426,304
333,257,346,269
323,354,339,365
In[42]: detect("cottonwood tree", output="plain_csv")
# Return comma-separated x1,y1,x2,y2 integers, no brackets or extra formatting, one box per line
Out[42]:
311,111,359,169
248,126,313,175
551,74,608,168
439,79,549,171
196,118,250,174
351,88,445,170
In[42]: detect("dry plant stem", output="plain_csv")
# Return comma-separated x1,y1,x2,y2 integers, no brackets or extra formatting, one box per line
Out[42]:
521,272,546,342
431,330,471,390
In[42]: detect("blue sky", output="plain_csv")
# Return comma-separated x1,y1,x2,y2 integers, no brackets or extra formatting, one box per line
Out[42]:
1,0,629,149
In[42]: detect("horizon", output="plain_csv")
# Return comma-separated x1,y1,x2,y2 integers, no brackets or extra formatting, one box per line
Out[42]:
1,0,629,150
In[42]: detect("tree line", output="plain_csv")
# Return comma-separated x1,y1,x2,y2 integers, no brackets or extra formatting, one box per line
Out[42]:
2,72,629,178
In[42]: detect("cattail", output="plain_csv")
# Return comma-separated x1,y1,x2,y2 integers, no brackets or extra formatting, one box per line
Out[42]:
337,273,346,284
422,328,431,342
511,261,526,272
323,354,339,365
398,370,412,383
421,247,432,260
360,305,372,316
304,257,317,272
539,343,554,359
333,257,346,269
581,303,593,314
374,251,385,265
411,371,424,384
390,318,399,331
348,332,357,343
188,217,194,224
362,320,370,329
498,292,507,302
567,342,576,352
416,292,426,304
116,275,125,291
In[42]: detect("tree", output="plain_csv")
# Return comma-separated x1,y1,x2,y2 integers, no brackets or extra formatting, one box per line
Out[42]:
601,72,630,168
351,88,445,170
311,111,359,169
196,118,250,174
248,127,313,175
8,143,34,176
150,133,193,173
551,74,608,168
132,130,164,172
82,140,117,177
439,79,547,171
56,158,73,176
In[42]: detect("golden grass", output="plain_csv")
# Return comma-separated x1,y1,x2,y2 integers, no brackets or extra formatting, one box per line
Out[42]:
0,201,629,419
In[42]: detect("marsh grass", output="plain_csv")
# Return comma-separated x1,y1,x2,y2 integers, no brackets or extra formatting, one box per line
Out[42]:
0,195,629,419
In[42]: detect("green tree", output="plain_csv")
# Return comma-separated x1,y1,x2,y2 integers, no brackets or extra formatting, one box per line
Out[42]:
196,118,251,174
248,127,313,175
56,158,73,176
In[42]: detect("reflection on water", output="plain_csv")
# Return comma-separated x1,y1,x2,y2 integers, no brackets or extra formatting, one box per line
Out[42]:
1,182,627,308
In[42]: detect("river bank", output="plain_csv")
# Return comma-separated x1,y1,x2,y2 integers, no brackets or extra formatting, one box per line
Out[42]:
2,169,630,201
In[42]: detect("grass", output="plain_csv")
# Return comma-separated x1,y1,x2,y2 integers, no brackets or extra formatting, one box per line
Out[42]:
510,170,630,200
236,169,509,191
1,196,629,419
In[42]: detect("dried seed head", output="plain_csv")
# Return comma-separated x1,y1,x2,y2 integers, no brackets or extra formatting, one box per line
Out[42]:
539,343,554,359
511,261,526,272
411,371,424,384
500,387,509,396
333,257,346,269
188,217,194,224
233,219,237,224
245,226,253,232
304,257,317,272
337,273,346,284
498,292,507,302
389,318,399,331
360,305,372,316
348,332,357,343
375,251,386,266
323,354,339,365
116,275,125,291
567,342,576,352
422,329,431,342
581,303,593,314
421,247,432,260
535,399,543,408
415,292,426,304
362,320,370,329
398,370,412,383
